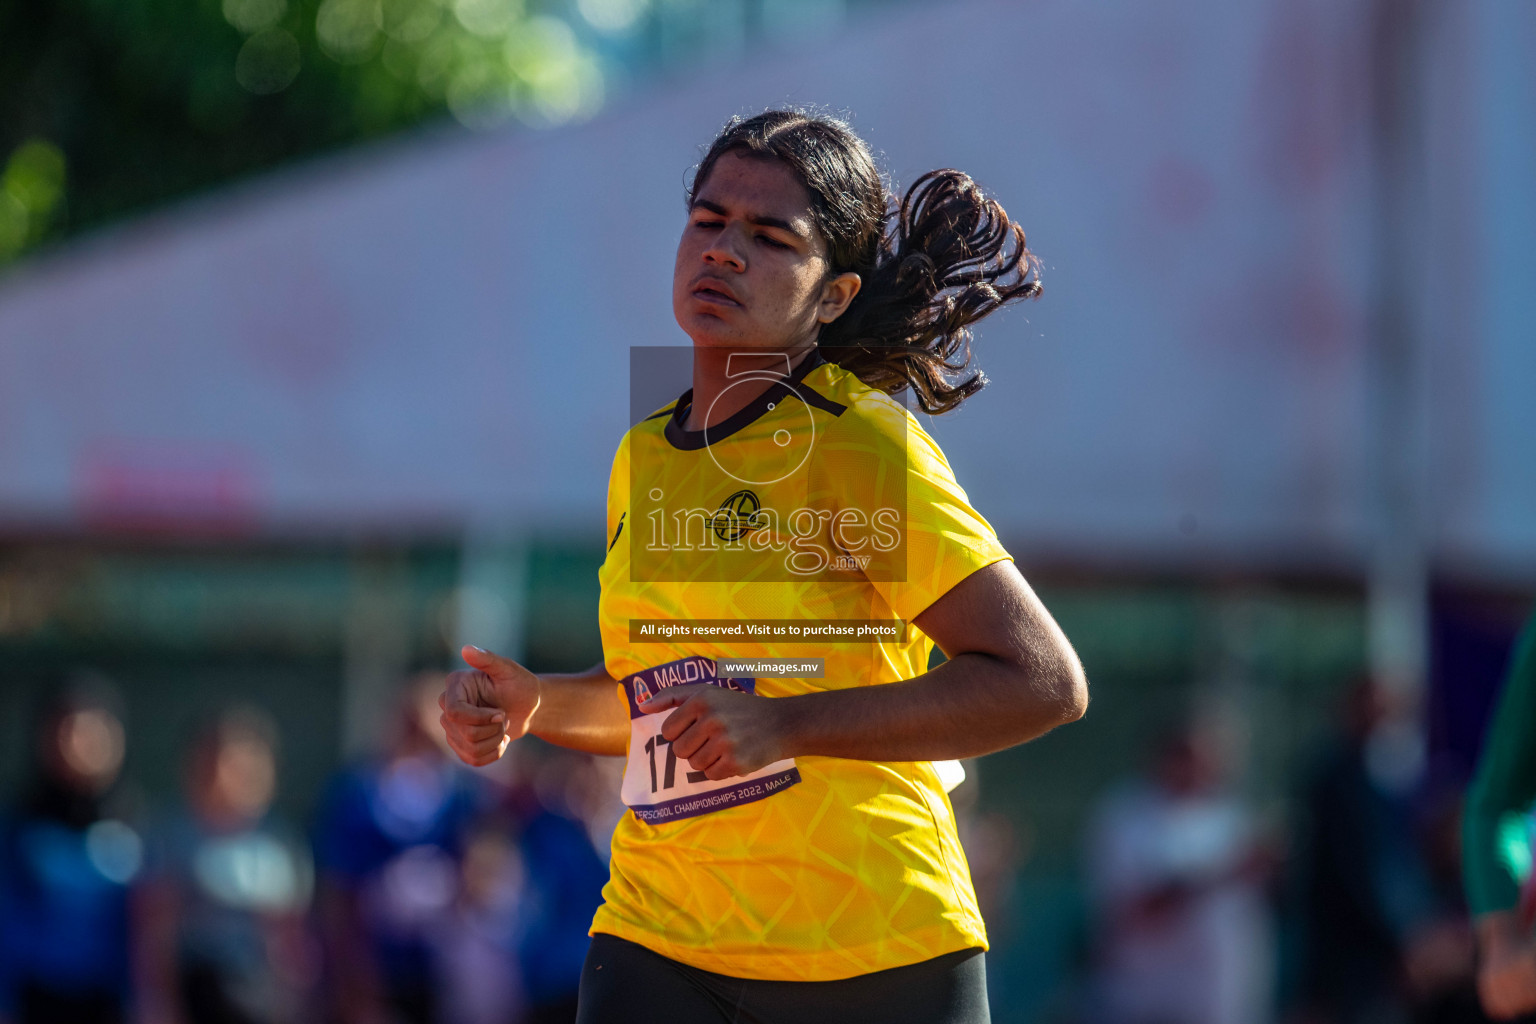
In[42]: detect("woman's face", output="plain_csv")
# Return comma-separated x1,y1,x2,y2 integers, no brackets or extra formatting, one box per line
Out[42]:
672,150,859,351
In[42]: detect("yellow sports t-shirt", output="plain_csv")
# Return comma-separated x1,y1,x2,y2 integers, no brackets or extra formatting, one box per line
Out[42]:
590,348,1013,981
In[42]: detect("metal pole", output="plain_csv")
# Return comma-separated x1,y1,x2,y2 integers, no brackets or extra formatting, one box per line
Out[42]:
1367,0,1430,784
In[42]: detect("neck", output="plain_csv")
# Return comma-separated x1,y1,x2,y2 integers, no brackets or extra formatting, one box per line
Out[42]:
684,343,818,431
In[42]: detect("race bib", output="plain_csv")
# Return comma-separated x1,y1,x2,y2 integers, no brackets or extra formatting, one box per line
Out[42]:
620,656,801,824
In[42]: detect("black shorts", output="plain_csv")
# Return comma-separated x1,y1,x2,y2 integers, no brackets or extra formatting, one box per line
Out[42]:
576,933,990,1024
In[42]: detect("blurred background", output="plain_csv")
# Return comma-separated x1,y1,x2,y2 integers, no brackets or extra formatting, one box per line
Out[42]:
2,0,1534,1021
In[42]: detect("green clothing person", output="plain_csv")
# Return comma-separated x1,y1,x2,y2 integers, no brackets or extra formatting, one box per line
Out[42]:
1464,612,1536,1019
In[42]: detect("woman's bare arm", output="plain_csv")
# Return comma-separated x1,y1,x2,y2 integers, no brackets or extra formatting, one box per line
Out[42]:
781,558,1086,760
441,560,1086,774
528,661,631,755
638,560,1088,779
438,649,629,762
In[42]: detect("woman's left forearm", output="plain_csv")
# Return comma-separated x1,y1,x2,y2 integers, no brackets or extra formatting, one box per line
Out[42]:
771,646,1087,763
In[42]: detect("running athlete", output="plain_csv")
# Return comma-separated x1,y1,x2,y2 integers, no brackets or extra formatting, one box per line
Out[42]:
439,110,1088,1024
1465,611,1536,1020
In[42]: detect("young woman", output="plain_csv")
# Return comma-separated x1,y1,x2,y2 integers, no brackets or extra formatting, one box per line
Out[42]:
439,109,1088,1024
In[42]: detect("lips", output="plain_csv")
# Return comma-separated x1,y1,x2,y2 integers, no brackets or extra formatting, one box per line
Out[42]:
692,278,742,307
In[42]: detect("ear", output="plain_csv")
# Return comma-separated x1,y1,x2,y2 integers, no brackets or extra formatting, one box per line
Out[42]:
816,272,862,324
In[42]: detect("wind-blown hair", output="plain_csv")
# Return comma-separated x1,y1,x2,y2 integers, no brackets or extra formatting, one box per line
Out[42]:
688,109,1041,414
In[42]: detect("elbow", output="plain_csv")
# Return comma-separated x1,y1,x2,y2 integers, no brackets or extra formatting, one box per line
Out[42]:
1001,650,1088,735
1054,657,1089,724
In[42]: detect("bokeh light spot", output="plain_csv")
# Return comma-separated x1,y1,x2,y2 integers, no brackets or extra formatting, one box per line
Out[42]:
0,139,66,260
577,0,648,35
453,0,522,39
382,0,442,42
59,708,126,791
504,17,603,127
86,821,144,885
317,0,384,64
447,56,515,129
236,29,303,94
0,192,28,259
223,0,288,35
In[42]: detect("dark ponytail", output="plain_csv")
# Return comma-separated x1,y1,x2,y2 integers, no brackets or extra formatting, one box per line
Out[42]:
689,109,1041,415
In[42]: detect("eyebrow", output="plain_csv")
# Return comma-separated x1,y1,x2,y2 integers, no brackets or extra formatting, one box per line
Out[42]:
691,199,806,238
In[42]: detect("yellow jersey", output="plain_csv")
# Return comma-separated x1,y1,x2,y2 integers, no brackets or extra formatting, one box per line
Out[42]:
590,348,1012,981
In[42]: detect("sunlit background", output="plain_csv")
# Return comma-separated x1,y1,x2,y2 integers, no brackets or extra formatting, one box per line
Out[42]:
2,0,1535,1022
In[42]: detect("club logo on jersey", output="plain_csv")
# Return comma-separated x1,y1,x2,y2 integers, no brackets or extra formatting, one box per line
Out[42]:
712,489,768,541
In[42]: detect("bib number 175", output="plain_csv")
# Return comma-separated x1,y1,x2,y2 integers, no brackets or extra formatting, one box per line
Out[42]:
618,656,800,824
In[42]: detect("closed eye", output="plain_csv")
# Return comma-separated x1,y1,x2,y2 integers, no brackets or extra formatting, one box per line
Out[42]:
757,235,790,250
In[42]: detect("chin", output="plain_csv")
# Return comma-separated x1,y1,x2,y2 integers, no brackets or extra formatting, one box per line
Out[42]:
675,305,800,352
676,310,743,349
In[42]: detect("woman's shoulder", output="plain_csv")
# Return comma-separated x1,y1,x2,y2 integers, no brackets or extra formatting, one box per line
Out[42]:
806,360,947,458
612,398,681,456
629,398,681,435
805,360,912,434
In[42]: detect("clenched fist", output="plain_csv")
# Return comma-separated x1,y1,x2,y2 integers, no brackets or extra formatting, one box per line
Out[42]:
438,645,541,767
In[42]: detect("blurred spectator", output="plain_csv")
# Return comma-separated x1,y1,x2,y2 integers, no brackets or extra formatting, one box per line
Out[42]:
138,707,315,1024
313,674,610,1024
1086,717,1275,1024
0,683,141,1024
1403,791,1491,1024
951,760,1027,940
432,824,528,1024
506,747,611,1024
426,738,612,1024
312,674,489,1024
1291,679,1438,1024
1462,612,1536,1021
431,771,605,1024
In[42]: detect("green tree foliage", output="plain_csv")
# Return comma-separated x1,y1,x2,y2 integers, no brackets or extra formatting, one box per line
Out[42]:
0,0,604,264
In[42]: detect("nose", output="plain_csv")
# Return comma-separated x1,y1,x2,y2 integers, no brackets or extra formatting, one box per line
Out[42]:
702,224,747,271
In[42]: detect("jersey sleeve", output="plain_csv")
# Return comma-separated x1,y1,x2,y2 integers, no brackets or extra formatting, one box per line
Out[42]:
824,401,1013,627
598,430,640,696
602,431,630,562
